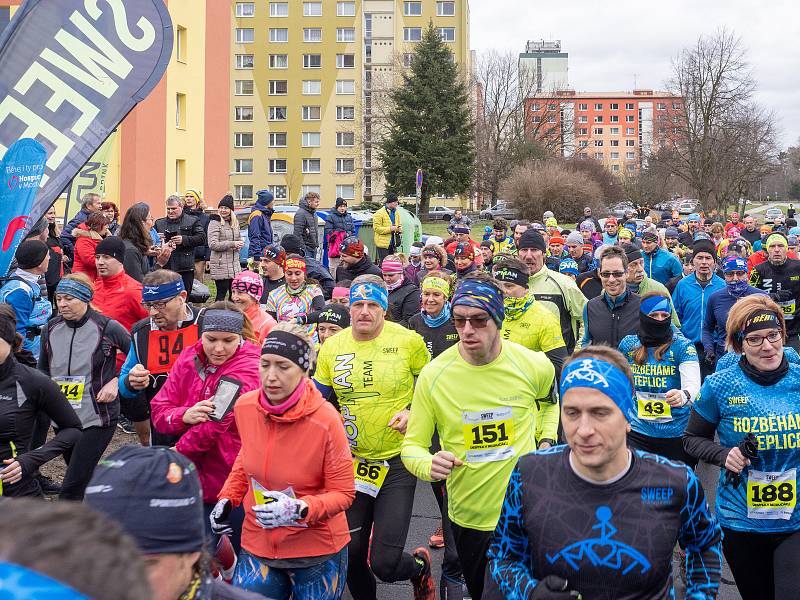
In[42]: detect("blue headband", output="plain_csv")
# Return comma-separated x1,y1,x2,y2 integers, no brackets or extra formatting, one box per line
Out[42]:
451,279,505,328
56,279,93,303
722,256,748,273
142,278,185,302
640,295,671,316
350,282,389,311
560,357,635,422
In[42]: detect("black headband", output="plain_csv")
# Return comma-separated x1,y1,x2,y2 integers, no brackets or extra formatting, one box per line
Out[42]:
742,309,781,336
261,330,312,371
493,266,528,287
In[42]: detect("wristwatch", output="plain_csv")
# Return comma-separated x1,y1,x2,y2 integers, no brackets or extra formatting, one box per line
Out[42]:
682,389,691,405
538,438,556,448
296,502,309,520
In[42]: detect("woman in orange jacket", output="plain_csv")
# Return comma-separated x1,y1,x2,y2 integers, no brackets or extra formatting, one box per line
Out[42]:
212,322,354,600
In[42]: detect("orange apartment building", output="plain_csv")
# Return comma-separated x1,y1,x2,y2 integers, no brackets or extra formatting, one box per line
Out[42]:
525,89,684,175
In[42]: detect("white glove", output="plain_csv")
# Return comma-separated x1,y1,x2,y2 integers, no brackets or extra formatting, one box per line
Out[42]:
252,490,306,529
210,498,233,536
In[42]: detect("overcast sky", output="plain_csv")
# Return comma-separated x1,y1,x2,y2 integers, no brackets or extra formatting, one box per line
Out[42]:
470,0,799,149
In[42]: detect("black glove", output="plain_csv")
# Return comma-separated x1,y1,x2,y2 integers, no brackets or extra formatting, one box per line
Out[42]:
770,289,793,302
209,498,233,536
704,350,716,365
530,575,582,600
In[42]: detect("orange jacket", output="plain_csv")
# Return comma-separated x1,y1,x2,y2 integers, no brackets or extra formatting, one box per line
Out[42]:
219,380,354,560
243,303,276,344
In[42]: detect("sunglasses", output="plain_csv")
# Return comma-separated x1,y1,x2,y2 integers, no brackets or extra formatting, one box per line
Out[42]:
599,271,625,279
452,315,491,329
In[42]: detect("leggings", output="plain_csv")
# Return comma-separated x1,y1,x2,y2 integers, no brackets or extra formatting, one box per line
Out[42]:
59,424,116,501
234,547,347,600
722,527,800,600
346,455,418,600
202,501,245,556
627,429,698,469
214,278,232,301
450,522,493,600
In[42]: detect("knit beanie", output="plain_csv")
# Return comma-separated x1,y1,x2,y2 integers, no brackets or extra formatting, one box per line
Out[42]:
692,239,717,259
566,231,583,246
218,194,235,210
95,236,126,265
15,239,48,270
517,229,546,252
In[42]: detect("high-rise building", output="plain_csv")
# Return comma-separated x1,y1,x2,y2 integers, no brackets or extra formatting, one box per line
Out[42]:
518,40,568,94
525,89,684,175
229,0,470,207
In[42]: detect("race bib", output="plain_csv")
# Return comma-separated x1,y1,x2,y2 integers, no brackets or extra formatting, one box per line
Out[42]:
636,392,673,422
147,326,198,374
353,457,389,498
54,375,86,409
778,299,796,319
462,406,515,463
747,469,796,520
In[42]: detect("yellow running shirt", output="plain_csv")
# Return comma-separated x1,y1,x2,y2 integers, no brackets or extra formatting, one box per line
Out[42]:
402,340,555,530
315,321,430,460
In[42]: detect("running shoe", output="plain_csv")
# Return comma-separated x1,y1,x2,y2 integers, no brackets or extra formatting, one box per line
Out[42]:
117,416,136,434
429,525,445,549
410,547,435,600
36,473,61,495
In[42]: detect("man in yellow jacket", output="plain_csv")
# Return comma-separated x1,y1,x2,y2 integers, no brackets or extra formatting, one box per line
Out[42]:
373,194,402,263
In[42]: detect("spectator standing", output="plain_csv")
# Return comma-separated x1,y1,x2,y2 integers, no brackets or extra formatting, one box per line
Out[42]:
447,208,472,235
183,190,210,285
100,201,119,235
373,193,403,263
60,192,101,260
208,194,243,301
294,191,321,258
247,189,275,262
154,194,207,294
118,202,165,283
324,197,355,276
582,206,602,233
72,212,110,281
44,206,67,303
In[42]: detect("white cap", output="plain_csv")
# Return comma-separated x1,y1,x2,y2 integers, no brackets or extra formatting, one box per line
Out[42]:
426,235,444,246
410,245,422,256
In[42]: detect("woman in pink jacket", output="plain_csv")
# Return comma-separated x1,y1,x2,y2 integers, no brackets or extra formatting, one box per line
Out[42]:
151,301,261,554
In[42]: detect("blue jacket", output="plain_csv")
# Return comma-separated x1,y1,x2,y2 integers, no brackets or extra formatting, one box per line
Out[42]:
672,274,725,343
0,270,52,359
643,247,682,285
247,192,274,259
701,285,767,356
324,210,354,239
59,207,92,258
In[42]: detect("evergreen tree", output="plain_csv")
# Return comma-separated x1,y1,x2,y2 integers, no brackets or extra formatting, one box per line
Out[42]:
376,22,474,213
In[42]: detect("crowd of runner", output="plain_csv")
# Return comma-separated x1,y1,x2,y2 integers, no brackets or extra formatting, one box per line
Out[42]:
0,192,798,600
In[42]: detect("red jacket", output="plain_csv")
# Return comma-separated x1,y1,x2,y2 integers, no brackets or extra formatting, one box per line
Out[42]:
219,381,354,560
72,225,102,281
93,270,149,370
151,339,262,503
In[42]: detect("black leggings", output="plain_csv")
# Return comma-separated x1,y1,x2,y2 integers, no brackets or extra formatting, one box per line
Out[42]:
59,424,116,501
179,271,194,296
722,527,800,600
346,455,418,600
450,522,493,600
627,429,698,469
214,278,232,301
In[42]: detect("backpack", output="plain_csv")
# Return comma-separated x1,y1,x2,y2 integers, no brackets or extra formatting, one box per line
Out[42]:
327,229,347,258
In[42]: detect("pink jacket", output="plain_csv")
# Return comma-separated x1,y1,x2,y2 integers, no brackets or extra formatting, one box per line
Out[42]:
151,339,261,503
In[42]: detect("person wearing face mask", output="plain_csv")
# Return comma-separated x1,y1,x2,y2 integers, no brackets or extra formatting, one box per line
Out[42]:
618,294,700,466
405,242,425,282
702,256,767,365
453,242,479,281
381,256,418,327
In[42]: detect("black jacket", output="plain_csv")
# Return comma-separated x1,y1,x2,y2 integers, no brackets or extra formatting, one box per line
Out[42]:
303,256,335,299
408,313,459,359
154,212,206,273
584,291,641,348
335,255,382,282
387,279,419,327
750,258,800,337
0,355,81,496
293,197,320,253
185,207,211,261
576,269,602,300
122,239,150,283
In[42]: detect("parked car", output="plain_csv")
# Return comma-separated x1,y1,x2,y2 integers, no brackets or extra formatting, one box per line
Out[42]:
427,205,455,220
233,205,325,266
677,199,699,215
480,202,517,220
765,207,784,224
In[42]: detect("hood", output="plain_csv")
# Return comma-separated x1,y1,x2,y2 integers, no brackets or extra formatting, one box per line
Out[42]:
299,196,315,213
257,378,326,423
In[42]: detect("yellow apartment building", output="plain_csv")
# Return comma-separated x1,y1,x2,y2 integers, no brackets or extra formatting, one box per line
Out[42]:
229,0,470,208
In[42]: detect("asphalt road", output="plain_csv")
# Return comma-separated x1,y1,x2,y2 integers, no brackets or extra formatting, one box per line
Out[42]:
344,460,743,600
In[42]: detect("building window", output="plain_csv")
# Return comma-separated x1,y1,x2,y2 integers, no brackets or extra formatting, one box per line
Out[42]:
579,140,588,147
269,2,288,17
610,152,619,159
438,27,455,42
337,1,356,16
302,159,321,173
594,152,603,160
609,103,618,110
337,132,355,147
302,185,321,196
302,132,321,147
404,27,422,41
531,116,541,123
593,127,603,135
657,102,666,110
234,132,253,148
336,80,355,94
658,127,667,134
672,102,681,109
610,127,620,135
234,159,253,174
437,1,455,16
336,106,355,120
235,80,253,95
611,164,620,172
269,28,288,42
530,103,540,111
302,106,321,120
578,103,588,110
269,132,287,147
336,184,355,199
337,54,355,68
626,127,635,135
594,140,603,147
625,102,634,110
610,140,619,147
269,185,287,200
175,93,186,129
303,28,322,42
404,1,422,16
594,115,603,123
235,185,253,201
578,115,588,123
625,115,635,123
235,28,254,44
594,103,603,110
269,159,287,173
269,80,287,95
269,54,288,69
578,127,587,135
235,54,254,69
235,106,253,121
303,54,322,68
302,80,321,95
402,53,414,67
627,164,636,172
268,106,287,121
303,2,322,16
625,139,635,147
626,151,635,159
176,26,187,62
235,2,255,17
337,27,355,42
547,115,556,123
609,115,619,123
336,159,355,173
547,103,557,110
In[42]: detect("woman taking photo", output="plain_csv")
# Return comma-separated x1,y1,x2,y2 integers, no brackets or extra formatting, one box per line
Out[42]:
72,212,109,281
208,194,243,301
0,305,81,497
38,273,130,500
101,201,120,235
44,206,67,303
265,255,325,340
212,323,354,600
118,202,167,282
618,293,700,466
151,302,261,553
684,295,800,600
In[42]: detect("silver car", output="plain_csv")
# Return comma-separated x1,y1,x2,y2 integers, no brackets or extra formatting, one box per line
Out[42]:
480,202,517,220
